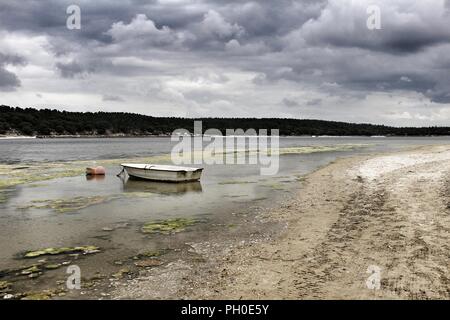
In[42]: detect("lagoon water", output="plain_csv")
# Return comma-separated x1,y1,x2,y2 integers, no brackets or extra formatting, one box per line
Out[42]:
0,136,448,296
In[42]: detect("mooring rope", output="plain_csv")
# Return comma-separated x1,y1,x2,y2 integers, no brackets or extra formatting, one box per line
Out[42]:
116,167,125,177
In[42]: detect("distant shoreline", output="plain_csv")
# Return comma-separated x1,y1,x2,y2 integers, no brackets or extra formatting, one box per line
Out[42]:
1,134,449,139
2,105,450,137
0,135,37,140
0,134,171,139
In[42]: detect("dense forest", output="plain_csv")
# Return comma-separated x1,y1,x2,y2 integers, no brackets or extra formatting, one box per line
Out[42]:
0,105,449,137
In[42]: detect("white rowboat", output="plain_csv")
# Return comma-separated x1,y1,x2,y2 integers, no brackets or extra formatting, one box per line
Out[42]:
120,164,203,182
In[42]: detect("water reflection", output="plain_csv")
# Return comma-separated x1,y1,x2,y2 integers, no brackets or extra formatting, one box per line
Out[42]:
121,178,203,195
86,175,106,181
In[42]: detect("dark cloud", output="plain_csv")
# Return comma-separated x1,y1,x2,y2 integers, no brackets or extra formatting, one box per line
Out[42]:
0,53,26,90
55,61,85,78
0,53,25,65
300,0,450,53
0,68,21,91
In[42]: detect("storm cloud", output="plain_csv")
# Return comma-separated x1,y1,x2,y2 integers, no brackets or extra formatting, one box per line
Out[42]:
0,53,26,90
0,0,449,125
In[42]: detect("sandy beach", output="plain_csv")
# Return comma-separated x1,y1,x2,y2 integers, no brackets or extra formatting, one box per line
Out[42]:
113,145,450,300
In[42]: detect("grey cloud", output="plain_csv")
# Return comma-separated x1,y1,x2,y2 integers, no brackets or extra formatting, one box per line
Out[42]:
0,53,26,90
300,0,450,53
105,14,179,47
55,61,85,78
102,94,124,102
0,53,26,65
282,98,299,107
184,89,233,104
307,98,322,106
0,68,21,91
0,0,322,50
55,58,115,78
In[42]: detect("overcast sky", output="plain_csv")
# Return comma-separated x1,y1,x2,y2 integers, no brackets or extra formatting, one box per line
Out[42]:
1,0,450,126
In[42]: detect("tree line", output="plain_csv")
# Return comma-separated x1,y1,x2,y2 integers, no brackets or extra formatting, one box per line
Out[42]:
0,105,449,137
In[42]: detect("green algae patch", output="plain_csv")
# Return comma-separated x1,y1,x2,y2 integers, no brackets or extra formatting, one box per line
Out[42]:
294,175,307,182
112,267,130,279
23,246,100,259
122,192,155,198
253,197,268,201
141,218,199,234
0,192,7,204
19,193,157,214
224,194,247,198
0,187,15,204
20,288,65,300
22,293,51,300
218,180,256,185
0,281,11,290
262,183,285,190
21,196,111,213
133,249,169,260
44,264,62,270
278,144,370,155
20,265,41,275
0,163,85,189
134,259,163,268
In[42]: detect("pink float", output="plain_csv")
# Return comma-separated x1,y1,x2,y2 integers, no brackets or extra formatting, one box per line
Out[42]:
86,166,106,176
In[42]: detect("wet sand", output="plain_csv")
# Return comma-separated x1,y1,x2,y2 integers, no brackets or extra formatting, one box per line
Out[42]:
113,145,450,300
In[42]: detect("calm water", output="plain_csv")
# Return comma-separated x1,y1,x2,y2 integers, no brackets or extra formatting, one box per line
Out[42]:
0,136,448,164
0,136,448,296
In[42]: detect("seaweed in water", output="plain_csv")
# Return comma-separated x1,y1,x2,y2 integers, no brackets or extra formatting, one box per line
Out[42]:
0,281,11,291
19,196,111,213
141,218,199,234
22,246,100,258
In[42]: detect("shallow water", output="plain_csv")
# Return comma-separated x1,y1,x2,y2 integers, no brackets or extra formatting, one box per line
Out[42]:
0,136,448,297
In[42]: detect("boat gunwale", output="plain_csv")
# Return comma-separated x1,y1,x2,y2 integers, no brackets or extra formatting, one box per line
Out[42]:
121,164,203,172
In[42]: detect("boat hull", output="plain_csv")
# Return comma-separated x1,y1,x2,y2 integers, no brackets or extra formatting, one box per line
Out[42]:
122,165,203,182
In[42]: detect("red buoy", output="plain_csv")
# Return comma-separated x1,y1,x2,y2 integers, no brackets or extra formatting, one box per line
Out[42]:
86,166,106,176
